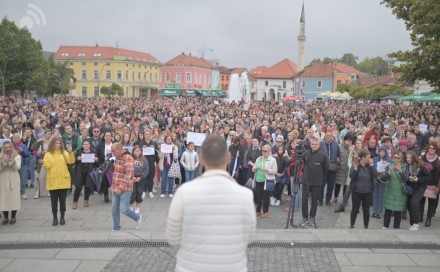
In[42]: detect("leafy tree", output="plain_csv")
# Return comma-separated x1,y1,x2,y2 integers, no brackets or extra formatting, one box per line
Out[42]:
100,83,123,97
357,57,390,76
335,83,353,93
382,0,440,92
309,58,322,65
340,53,358,67
0,17,47,96
47,54,75,96
323,57,336,64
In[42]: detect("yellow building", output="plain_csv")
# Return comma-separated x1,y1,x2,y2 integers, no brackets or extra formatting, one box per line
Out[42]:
54,45,161,98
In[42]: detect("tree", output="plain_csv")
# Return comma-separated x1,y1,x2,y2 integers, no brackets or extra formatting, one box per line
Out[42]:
46,54,75,96
0,17,48,96
100,83,123,97
357,57,390,76
309,58,322,65
382,0,440,92
340,53,358,67
335,83,353,93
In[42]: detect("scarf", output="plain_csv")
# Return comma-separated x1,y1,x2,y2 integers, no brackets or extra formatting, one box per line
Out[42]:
426,153,438,162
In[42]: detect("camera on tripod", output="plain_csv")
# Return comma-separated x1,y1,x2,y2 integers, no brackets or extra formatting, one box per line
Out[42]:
294,141,306,161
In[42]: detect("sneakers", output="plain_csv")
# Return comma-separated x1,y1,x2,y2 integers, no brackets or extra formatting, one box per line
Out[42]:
129,205,134,211
160,194,165,198
34,191,39,199
169,194,174,198
274,200,281,206
382,226,388,230
135,214,142,230
270,197,276,206
135,207,140,214
142,192,146,199
371,213,377,218
153,188,157,194
149,192,154,199
301,218,309,226
325,201,331,206
331,197,338,204
308,217,315,226
409,224,419,231
21,195,28,200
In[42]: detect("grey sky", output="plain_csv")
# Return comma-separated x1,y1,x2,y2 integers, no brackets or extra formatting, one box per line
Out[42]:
1,0,412,69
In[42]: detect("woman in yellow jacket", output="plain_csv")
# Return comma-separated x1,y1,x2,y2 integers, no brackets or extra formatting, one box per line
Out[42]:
43,137,75,226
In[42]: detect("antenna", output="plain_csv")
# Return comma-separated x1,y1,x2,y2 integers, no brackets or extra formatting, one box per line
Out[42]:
198,46,214,58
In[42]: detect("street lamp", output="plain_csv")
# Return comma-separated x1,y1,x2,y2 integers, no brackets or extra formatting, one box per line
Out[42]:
96,64,107,95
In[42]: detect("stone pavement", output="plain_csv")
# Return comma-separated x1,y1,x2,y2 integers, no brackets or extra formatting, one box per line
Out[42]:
0,186,439,271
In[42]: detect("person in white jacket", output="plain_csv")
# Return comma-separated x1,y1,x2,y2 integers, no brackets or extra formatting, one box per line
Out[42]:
180,142,199,182
167,135,256,272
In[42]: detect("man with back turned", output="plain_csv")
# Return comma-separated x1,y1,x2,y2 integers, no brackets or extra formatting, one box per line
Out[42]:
166,135,256,272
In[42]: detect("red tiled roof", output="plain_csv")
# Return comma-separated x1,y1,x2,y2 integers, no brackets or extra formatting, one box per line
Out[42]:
254,59,297,79
250,66,269,75
247,73,257,81
54,45,161,63
216,66,232,74
333,63,365,75
364,73,403,88
300,63,334,78
165,53,215,69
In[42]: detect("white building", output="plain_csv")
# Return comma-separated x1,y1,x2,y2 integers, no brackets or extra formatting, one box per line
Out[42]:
413,79,433,94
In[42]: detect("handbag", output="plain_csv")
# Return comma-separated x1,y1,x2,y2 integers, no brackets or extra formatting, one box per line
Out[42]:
168,160,181,179
424,185,438,199
402,182,414,195
245,175,256,190
264,179,275,192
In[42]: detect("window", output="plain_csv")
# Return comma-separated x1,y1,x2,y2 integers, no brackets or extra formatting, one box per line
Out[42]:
82,62,86,66
155,73,158,82
105,70,111,80
106,62,110,66
144,72,147,81
265,81,268,86
176,72,181,83
186,72,192,83
283,81,286,88
302,80,305,87
125,71,129,80
81,70,87,80
165,72,170,82
94,70,99,80
317,80,322,88
226,76,229,81
94,62,98,66
199,75,202,84
81,87,87,97
117,71,122,80
204,74,206,85
195,73,198,84
150,73,152,82
132,71,135,80
138,72,141,81
222,75,224,81
337,80,342,86
94,86,99,97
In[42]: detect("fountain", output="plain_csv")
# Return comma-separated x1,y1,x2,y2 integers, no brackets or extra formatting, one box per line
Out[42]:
228,72,250,103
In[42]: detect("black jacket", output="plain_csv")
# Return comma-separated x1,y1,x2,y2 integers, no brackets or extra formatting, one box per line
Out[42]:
349,164,377,193
302,150,329,186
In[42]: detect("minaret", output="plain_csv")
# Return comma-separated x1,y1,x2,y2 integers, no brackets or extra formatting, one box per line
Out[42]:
297,2,306,71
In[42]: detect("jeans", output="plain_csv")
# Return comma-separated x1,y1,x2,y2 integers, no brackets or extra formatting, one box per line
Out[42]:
112,191,140,231
373,180,385,215
185,170,196,182
161,166,174,195
18,165,27,195
73,171,91,202
350,191,373,228
143,161,155,193
26,156,36,185
320,170,337,203
130,179,144,204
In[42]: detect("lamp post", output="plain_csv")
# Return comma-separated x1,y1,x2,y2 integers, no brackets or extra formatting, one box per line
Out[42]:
96,64,106,95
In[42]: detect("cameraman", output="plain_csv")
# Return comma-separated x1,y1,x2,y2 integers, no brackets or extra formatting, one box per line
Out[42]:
301,138,329,226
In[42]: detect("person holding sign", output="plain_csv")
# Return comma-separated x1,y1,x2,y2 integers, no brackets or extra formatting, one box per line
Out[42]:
72,139,98,209
137,129,159,199
158,135,178,198
129,146,149,213
372,146,390,219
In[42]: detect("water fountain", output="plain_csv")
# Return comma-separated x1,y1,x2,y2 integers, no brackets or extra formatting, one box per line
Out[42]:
228,72,250,103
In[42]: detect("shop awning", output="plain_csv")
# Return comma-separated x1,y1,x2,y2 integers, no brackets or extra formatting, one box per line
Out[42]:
159,89,182,96
199,90,227,97
183,90,200,96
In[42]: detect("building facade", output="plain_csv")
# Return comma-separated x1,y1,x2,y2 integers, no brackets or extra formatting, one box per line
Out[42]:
54,46,161,98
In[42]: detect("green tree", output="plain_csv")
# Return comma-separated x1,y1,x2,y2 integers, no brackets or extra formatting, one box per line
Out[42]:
340,53,358,67
357,57,390,76
100,83,123,97
309,58,322,65
0,17,48,96
46,54,75,96
335,83,353,93
382,0,440,92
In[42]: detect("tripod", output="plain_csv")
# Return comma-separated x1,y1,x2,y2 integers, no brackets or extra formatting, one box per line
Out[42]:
285,155,318,229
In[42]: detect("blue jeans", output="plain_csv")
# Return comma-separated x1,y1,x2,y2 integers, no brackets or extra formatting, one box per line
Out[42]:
185,170,196,182
112,191,140,231
373,179,385,215
320,170,337,204
161,166,174,194
26,156,37,185
19,165,27,195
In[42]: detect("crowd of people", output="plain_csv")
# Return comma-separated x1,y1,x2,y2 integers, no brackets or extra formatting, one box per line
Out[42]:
0,95,439,231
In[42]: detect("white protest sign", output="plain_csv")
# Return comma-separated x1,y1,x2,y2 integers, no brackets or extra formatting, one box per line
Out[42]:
419,124,428,133
187,132,206,146
160,144,173,154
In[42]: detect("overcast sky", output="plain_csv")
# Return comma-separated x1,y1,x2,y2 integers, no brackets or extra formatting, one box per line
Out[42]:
1,0,412,69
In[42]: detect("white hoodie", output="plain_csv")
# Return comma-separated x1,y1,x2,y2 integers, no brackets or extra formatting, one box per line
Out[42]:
180,150,199,171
